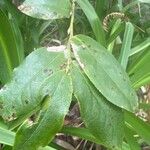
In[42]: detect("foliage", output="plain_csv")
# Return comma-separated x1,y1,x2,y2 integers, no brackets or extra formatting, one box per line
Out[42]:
0,0,150,149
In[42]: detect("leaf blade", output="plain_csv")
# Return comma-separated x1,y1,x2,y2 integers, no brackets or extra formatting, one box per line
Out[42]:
118,22,134,70
0,127,15,146
71,63,124,149
71,35,138,112
76,0,106,46
0,9,23,84
14,71,73,150
0,47,66,128
125,111,150,144
18,0,71,20
128,49,150,88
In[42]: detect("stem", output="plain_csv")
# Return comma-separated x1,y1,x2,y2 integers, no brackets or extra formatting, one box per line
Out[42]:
66,0,75,73
68,0,75,41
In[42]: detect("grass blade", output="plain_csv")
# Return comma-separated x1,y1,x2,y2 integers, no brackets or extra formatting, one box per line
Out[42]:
129,38,150,56
125,111,150,144
119,22,134,70
124,126,141,150
0,9,23,84
61,127,102,145
107,19,122,52
0,127,15,146
76,0,106,46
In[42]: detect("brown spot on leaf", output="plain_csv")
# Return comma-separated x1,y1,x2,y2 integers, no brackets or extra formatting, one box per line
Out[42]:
6,114,16,122
119,72,122,75
12,105,15,109
43,69,53,76
60,63,67,70
25,100,29,104
12,113,17,119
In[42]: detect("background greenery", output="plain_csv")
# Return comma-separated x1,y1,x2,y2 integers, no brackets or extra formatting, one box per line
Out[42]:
0,0,150,150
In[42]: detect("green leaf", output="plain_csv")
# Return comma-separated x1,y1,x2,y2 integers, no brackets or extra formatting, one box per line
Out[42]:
0,127,15,146
118,0,123,11
139,102,150,111
0,9,24,84
128,49,150,88
71,63,124,149
138,0,150,3
0,47,67,128
14,71,72,150
0,126,57,149
61,127,102,145
3,0,25,62
18,0,71,20
125,111,150,144
38,146,56,150
123,1,139,12
118,22,134,70
129,38,150,56
107,19,122,52
107,23,124,45
95,0,107,20
122,142,131,150
124,126,141,150
71,35,138,112
76,0,106,46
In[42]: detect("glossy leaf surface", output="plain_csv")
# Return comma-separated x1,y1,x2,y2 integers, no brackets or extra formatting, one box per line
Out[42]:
71,35,138,112
71,64,124,149
0,47,67,127
0,9,24,84
125,111,150,144
14,71,72,150
18,0,71,20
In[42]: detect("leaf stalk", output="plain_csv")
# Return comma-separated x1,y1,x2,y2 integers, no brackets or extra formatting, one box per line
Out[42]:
66,0,75,73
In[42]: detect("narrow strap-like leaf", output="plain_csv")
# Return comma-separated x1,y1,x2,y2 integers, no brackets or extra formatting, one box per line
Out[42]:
124,126,141,150
0,127,15,146
118,22,134,70
128,50,150,88
18,0,71,20
76,0,106,46
125,111,150,145
129,38,150,56
61,127,102,145
0,9,23,84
